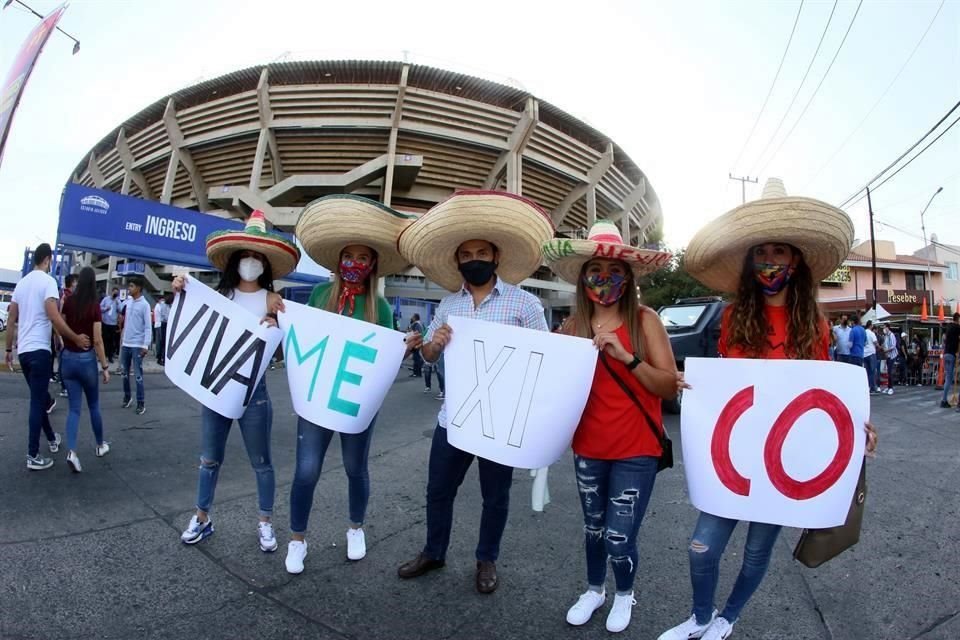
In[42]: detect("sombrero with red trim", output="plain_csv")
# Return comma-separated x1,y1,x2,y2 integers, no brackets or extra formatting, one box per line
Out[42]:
542,220,672,284
206,210,300,279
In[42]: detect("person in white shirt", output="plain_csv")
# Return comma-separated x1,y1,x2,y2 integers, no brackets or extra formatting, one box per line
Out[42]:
881,325,898,394
864,320,880,393
153,295,171,365
4,243,91,470
120,276,152,415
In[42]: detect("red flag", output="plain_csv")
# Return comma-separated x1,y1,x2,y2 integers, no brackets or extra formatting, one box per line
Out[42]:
0,3,68,169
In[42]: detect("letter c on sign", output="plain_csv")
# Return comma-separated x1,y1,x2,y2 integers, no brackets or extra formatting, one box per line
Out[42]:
763,389,855,501
711,386,754,497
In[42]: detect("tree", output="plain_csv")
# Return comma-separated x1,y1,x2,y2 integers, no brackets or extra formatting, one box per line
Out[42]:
637,248,724,309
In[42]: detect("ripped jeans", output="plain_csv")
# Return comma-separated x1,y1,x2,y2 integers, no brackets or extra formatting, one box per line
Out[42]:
574,455,658,594
194,381,274,517
688,511,782,624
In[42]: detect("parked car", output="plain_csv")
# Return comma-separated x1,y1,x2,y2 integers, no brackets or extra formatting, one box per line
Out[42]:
658,296,728,413
0,303,8,332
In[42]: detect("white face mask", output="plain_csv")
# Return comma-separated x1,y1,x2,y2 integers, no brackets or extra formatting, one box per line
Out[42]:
238,257,265,282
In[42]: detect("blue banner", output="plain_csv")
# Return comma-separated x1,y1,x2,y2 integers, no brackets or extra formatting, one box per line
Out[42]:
57,184,326,284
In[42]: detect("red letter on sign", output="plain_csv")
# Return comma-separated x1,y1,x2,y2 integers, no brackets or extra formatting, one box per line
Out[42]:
711,386,754,496
763,389,855,501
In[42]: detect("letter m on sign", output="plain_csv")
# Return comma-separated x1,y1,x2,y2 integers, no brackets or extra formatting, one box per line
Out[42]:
285,326,329,402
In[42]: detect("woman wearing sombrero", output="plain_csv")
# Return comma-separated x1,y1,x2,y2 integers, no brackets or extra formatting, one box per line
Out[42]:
284,194,419,575
175,210,300,553
658,179,878,640
543,222,680,633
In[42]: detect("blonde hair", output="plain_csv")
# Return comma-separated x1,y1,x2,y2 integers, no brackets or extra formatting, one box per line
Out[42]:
566,261,646,361
324,249,380,324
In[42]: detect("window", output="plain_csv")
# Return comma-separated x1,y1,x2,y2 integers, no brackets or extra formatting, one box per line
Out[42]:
947,262,959,281
881,269,891,284
906,273,925,290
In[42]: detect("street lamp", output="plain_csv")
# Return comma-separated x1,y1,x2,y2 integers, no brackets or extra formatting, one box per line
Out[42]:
920,186,944,310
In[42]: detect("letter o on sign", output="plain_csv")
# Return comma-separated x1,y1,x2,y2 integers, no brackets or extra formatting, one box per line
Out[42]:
763,389,855,500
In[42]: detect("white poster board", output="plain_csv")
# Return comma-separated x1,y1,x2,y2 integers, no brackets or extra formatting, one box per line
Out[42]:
681,357,868,529
444,316,598,469
279,300,407,434
165,276,282,419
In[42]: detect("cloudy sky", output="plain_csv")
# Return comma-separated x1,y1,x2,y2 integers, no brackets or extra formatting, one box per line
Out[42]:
0,0,957,271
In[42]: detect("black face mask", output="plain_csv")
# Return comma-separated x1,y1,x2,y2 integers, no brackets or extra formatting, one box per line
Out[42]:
458,260,497,287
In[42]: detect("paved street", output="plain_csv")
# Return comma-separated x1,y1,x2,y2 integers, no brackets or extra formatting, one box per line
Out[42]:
0,368,957,640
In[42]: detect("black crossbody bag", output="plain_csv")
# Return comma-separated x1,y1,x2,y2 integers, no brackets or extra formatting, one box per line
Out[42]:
598,352,674,472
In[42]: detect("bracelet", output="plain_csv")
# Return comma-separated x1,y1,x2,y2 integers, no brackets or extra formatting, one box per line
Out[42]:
5,348,11,353
265,312,278,320
625,353,642,371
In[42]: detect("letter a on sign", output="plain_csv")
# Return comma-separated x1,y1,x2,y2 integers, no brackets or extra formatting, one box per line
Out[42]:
681,357,868,529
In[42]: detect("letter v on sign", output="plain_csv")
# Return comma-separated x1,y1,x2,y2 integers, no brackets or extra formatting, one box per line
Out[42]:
451,340,514,439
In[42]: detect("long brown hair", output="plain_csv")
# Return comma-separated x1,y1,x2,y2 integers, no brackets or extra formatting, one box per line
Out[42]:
725,245,824,359
324,247,380,324
567,260,646,361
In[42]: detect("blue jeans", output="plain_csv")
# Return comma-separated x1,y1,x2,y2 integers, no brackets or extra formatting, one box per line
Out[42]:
863,354,877,390
61,350,105,451
574,455,658,594
195,382,274,517
289,414,378,534
18,349,56,457
689,512,782,624
423,424,514,562
942,354,956,404
120,346,144,404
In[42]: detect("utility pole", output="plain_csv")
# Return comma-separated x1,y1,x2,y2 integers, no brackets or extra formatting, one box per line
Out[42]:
729,173,758,204
867,186,878,311
919,186,944,310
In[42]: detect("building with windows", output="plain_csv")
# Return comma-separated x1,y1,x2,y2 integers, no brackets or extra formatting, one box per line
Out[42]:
913,235,960,311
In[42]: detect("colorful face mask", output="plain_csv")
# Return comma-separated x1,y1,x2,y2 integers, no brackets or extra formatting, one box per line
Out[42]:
754,262,795,296
339,259,373,284
582,272,627,306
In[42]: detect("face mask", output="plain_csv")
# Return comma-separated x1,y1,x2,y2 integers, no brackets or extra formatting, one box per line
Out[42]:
339,259,373,284
582,272,627,306
754,262,795,296
458,260,497,287
238,257,265,282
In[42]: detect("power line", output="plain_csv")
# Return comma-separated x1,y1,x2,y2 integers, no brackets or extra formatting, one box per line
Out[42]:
803,0,946,190
730,0,805,171
838,99,960,209
756,0,863,176
748,0,839,175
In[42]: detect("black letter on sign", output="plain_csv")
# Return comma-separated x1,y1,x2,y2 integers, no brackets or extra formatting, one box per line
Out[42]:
165,292,211,361
199,315,253,390
210,336,268,407
185,311,220,376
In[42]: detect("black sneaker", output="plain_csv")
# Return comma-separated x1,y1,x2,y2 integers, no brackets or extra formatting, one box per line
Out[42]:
135,403,146,416
122,398,132,409
940,401,952,409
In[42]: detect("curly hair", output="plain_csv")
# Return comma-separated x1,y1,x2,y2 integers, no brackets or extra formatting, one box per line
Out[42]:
725,246,824,360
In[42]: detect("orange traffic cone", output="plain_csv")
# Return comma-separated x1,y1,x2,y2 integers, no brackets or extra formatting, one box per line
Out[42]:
921,297,928,320
938,299,945,321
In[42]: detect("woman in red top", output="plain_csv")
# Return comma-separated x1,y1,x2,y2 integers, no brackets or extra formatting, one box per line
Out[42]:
659,179,878,640
544,221,679,634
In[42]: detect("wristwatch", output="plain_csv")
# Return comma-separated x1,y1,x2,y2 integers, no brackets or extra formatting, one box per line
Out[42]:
625,353,642,370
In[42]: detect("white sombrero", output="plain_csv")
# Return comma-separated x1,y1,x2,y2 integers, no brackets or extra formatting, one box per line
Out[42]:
397,190,556,292
686,178,854,293
206,210,301,279
542,221,672,284
296,195,417,277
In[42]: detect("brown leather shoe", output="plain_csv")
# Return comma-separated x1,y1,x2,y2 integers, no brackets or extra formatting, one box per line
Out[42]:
476,560,498,593
397,552,445,579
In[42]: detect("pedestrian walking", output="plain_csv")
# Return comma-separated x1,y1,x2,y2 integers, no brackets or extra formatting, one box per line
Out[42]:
940,312,959,408
408,313,424,377
100,287,120,363
864,320,879,394
831,315,851,363
119,277,151,415
423,353,445,399
56,273,78,398
154,293,171,365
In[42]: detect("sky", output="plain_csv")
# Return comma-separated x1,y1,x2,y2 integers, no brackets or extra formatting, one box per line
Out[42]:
0,0,957,272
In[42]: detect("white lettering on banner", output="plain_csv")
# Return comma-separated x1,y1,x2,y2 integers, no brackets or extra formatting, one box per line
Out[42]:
125,222,142,232
444,316,597,470
681,357,868,529
144,214,197,242
279,301,407,434
164,276,281,419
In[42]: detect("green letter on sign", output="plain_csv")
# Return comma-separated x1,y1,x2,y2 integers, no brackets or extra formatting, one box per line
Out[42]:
328,341,378,417
285,327,329,402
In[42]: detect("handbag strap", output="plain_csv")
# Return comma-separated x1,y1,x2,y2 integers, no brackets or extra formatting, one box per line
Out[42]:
598,352,666,445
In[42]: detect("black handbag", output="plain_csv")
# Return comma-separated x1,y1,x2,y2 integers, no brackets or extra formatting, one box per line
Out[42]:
793,459,867,568
598,353,674,472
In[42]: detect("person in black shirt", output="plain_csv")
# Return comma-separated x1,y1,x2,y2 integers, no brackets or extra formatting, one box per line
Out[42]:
940,312,960,408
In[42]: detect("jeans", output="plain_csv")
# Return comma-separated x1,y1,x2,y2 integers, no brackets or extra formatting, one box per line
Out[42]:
411,349,423,377
154,324,167,364
689,512,782,624
849,355,864,367
835,353,850,364
424,361,445,393
863,354,877,390
423,424,514,562
120,346,145,404
289,414,378,533
195,382,274,517
574,455,658,594
18,349,56,457
61,350,105,451
942,354,956,404
885,358,897,388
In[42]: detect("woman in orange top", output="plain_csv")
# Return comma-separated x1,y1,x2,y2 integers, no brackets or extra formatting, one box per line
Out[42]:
544,221,680,634
659,179,878,640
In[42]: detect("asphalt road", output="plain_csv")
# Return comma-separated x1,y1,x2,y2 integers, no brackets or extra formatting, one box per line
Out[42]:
0,367,957,640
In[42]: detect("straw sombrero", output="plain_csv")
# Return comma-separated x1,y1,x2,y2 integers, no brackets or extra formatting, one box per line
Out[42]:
397,190,555,292
542,221,672,284
686,178,854,293
295,195,416,277
206,210,301,279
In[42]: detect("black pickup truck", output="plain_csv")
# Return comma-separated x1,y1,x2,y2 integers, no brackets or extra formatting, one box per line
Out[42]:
658,296,728,413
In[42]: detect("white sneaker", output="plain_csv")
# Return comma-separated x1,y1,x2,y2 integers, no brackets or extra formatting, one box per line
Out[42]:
885,388,894,395
658,611,717,640
66,451,82,473
258,521,278,552
565,589,605,626
702,617,735,640
180,515,214,544
96,442,111,457
48,433,61,453
605,593,637,633
346,528,366,560
286,540,308,574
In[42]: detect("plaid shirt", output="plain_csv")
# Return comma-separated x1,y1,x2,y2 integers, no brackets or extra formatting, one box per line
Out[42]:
426,277,548,428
